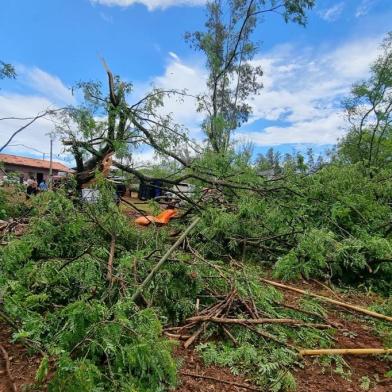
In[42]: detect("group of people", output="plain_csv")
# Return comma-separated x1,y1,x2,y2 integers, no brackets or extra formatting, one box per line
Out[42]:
26,177,48,198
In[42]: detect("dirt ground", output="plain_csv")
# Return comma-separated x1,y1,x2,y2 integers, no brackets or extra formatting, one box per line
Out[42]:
294,307,391,392
1,282,391,392
0,324,41,392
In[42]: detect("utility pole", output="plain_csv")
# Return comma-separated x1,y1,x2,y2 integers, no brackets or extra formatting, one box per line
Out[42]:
49,138,53,190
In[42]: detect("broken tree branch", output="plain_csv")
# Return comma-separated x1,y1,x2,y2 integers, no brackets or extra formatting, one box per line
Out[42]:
261,278,392,323
299,348,392,356
0,108,63,153
58,244,94,271
107,235,116,283
180,371,260,391
184,323,206,349
131,217,201,302
186,316,331,329
241,323,297,350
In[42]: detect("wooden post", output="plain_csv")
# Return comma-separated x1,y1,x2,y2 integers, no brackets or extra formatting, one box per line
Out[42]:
49,138,53,190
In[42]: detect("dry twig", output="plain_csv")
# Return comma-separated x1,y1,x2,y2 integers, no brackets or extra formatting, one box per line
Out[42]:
0,344,17,392
180,371,260,391
186,315,331,329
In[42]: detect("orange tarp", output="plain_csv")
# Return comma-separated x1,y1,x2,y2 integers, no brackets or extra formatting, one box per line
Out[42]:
135,209,177,226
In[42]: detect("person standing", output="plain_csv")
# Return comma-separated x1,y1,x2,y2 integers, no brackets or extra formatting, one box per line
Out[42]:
39,179,48,191
26,177,38,199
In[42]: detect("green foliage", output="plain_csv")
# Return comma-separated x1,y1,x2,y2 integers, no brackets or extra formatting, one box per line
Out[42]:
0,187,178,391
369,299,392,347
197,343,298,391
35,356,49,383
192,155,392,293
339,32,392,169
0,188,29,219
319,355,351,381
151,260,202,324
48,356,103,392
0,60,16,79
359,375,372,391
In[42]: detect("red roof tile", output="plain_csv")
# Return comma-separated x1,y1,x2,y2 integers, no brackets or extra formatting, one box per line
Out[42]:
0,154,73,173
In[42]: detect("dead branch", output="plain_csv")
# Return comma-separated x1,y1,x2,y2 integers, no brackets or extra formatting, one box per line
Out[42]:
240,298,258,319
58,244,94,271
183,289,238,348
299,348,392,356
308,278,341,299
222,325,239,346
186,315,331,329
261,278,392,323
241,323,297,350
0,108,63,153
106,235,116,283
184,323,206,349
163,332,191,340
275,301,325,320
0,344,17,392
180,371,260,391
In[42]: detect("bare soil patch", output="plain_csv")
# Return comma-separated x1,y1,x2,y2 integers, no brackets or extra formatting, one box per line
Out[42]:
0,324,41,392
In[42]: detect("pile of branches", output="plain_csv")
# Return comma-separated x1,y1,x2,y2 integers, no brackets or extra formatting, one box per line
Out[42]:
165,288,331,351
0,217,29,239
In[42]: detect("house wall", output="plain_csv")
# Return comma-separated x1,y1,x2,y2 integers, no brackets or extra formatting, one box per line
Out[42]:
0,163,59,181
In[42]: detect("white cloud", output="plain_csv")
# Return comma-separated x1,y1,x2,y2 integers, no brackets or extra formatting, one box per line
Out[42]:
318,2,344,22
237,35,382,146
21,67,75,105
132,52,207,137
168,51,180,61
132,35,382,148
326,37,380,78
90,0,205,11
0,67,76,163
355,0,378,18
0,33,384,163
238,113,345,146
0,94,69,162
99,11,114,23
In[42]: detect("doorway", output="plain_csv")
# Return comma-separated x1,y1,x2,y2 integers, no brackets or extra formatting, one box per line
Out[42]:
37,173,44,184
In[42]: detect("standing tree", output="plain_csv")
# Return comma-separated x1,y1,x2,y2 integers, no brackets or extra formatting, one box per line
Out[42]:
0,61,16,80
186,0,315,153
340,32,392,169
58,64,271,200
58,62,194,189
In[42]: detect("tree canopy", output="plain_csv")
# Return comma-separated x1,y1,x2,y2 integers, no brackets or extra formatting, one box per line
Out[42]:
339,32,392,169
186,0,315,153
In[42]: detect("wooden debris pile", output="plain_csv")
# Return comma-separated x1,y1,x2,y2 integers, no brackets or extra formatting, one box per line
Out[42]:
0,217,28,240
164,287,332,351
164,277,392,358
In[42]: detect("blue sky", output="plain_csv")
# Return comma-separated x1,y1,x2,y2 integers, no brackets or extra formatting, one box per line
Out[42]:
0,0,391,164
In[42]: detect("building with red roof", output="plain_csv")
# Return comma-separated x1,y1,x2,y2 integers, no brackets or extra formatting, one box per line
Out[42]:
0,153,73,184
